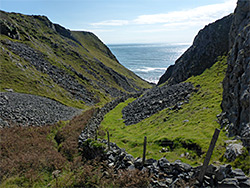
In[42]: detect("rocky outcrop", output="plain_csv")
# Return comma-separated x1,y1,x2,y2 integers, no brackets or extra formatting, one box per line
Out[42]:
0,92,82,127
158,14,233,85
220,0,250,148
0,19,20,40
122,83,196,125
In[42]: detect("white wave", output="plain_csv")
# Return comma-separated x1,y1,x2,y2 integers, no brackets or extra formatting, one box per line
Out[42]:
134,67,166,72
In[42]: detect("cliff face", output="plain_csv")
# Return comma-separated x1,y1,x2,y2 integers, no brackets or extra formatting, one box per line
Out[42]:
220,0,250,148
0,11,151,110
158,14,233,85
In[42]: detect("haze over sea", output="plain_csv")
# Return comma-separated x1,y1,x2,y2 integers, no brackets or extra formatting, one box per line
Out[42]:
108,43,189,84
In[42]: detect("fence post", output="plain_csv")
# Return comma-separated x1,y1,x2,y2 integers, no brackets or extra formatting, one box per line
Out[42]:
198,128,220,184
95,130,97,140
142,136,147,166
107,131,110,151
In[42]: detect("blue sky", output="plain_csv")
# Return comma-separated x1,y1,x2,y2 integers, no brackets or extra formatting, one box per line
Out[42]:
1,0,237,44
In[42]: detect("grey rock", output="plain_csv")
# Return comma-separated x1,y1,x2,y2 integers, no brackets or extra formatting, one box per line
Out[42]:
239,179,250,188
215,165,233,181
218,178,240,188
235,176,248,182
145,158,157,166
5,88,14,92
134,158,143,168
108,154,115,162
124,154,134,162
224,143,243,162
232,168,245,177
158,157,170,169
173,160,192,172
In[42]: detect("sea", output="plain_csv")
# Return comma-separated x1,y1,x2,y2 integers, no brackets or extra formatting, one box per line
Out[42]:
108,43,190,84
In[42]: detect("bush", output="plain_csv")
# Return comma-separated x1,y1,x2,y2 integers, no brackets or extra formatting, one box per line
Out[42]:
0,125,67,183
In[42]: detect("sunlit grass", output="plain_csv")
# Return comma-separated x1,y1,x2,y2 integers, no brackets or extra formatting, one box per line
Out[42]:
100,56,229,166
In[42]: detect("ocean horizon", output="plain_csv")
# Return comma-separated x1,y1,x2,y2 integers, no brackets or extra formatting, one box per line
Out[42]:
108,43,190,84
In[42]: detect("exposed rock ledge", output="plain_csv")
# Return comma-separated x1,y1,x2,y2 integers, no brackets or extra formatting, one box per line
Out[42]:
0,92,82,127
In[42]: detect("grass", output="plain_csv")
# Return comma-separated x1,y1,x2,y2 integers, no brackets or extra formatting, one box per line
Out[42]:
99,56,232,166
0,11,151,110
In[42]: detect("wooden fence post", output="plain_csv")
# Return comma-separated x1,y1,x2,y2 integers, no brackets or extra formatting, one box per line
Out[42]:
95,130,97,140
142,136,147,166
107,131,110,151
198,128,220,183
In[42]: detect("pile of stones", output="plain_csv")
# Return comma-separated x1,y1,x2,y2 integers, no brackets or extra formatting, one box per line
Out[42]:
80,136,250,188
122,82,197,125
0,92,82,127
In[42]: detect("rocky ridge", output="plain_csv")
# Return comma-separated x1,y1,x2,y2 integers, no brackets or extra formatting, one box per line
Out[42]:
220,0,250,149
0,92,82,127
122,82,196,125
158,14,233,85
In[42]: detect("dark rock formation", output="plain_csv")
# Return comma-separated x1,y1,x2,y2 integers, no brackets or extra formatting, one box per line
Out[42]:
122,82,196,125
0,92,82,127
158,14,233,85
0,19,20,40
220,0,250,148
53,23,81,45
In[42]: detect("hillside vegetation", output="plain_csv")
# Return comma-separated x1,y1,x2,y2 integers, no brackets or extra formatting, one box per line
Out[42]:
0,11,151,110
0,110,150,187
100,56,231,165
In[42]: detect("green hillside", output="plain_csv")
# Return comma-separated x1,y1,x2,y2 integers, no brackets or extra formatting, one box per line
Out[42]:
0,11,151,109
100,56,230,166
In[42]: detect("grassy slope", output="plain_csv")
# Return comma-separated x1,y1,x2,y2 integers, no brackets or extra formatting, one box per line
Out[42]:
0,11,151,109
100,56,230,166
72,31,149,89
